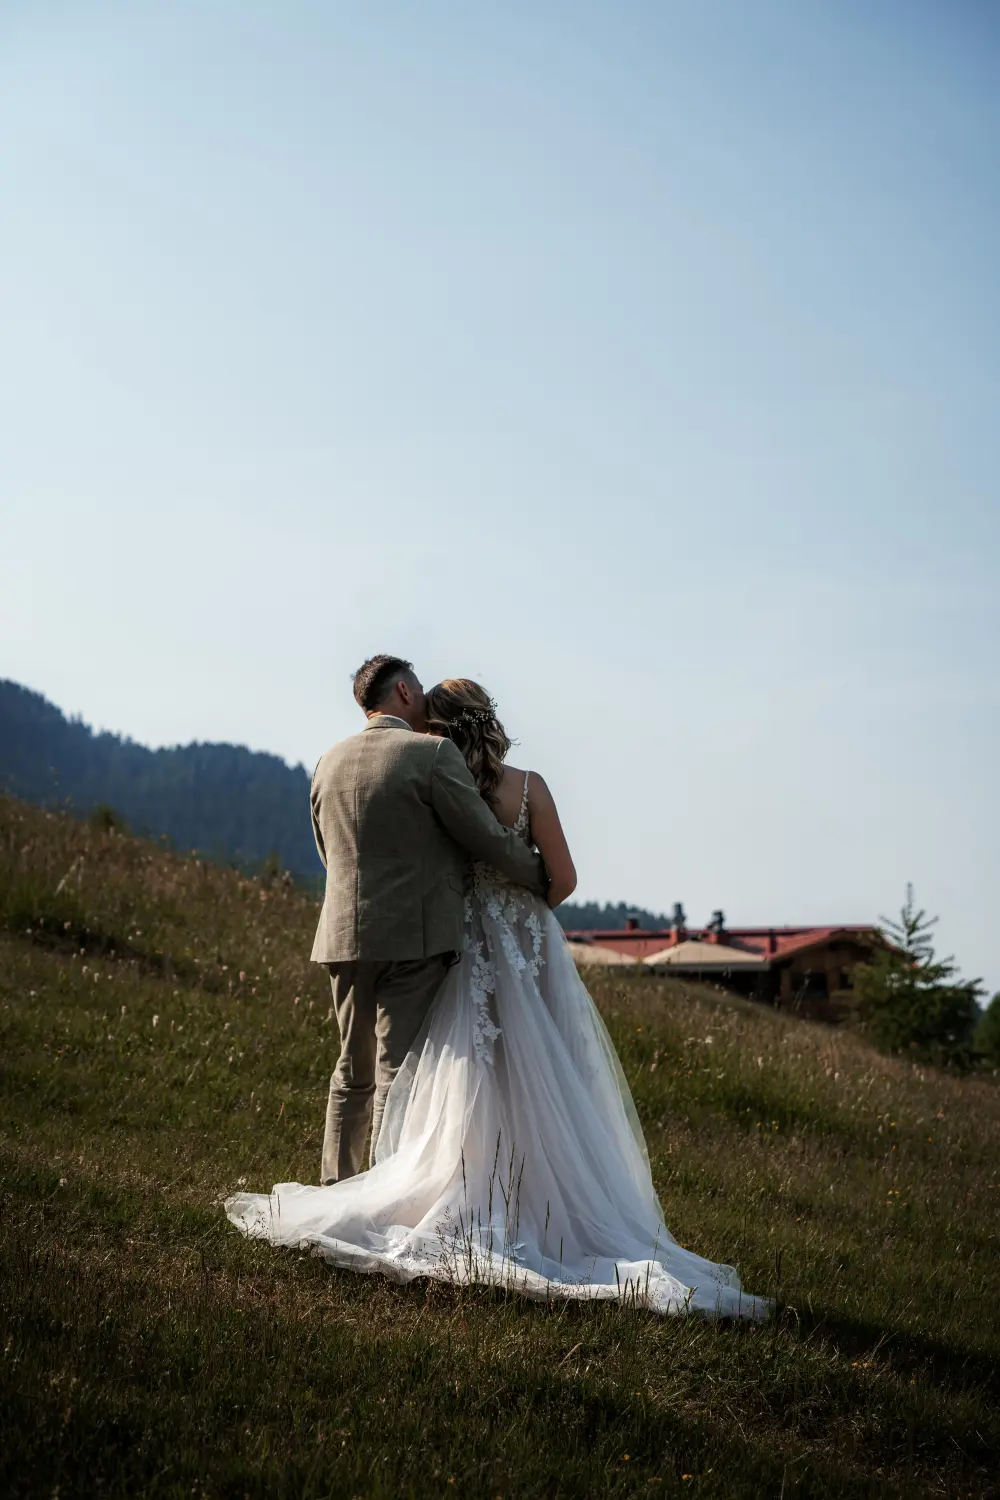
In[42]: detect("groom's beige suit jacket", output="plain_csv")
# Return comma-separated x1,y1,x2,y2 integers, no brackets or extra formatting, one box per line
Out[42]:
310,715,547,963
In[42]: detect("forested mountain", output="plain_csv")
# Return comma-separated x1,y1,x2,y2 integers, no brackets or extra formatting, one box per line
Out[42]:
0,679,321,878
1,680,667,920
553,900,673,931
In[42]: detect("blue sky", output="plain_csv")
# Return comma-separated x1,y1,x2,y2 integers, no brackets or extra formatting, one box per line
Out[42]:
1,1,998,990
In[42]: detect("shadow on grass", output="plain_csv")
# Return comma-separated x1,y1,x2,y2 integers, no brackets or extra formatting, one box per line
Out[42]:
2,883,222,992
3,1152,996,1497
0,1231,884,1500
798,1304,1000,1399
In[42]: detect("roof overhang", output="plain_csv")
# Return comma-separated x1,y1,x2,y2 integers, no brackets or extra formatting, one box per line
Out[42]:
565,941,641,966
643,939,768,971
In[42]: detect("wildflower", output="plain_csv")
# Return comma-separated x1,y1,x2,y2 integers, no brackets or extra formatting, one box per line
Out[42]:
152,1015,159,1027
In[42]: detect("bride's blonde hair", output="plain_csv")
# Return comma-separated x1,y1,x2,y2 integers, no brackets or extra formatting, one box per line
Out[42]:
425,679,511,803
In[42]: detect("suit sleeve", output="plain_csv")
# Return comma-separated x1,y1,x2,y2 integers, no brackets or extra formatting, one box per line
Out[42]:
310,768,327,870
430,739,549,897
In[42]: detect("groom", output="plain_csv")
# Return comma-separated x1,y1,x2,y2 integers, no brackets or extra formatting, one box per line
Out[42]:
310,653,548,1184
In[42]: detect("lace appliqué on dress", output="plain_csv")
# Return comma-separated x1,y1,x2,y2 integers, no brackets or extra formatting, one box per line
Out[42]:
524,908,544,978
461,771,547,1065
463,889,502,1065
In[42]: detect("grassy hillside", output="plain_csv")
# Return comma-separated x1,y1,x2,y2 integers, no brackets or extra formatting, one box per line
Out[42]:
0,677,321,877
1,794,997,1498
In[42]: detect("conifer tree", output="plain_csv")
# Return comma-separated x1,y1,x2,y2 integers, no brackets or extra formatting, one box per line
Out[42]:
975,993,1000,1068
853,885,983,1064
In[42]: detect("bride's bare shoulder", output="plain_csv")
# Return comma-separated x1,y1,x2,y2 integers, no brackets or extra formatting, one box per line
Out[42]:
500,765,553,798
490,765,527,826
498,765,558,816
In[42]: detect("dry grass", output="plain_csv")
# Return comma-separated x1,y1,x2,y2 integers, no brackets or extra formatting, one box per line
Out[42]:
1,795,998,1498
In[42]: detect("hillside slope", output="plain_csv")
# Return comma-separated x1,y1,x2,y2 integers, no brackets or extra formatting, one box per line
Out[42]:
1,794,998,1497
0,678,320,876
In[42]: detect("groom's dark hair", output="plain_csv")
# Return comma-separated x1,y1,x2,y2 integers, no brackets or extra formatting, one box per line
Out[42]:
352,654,416,711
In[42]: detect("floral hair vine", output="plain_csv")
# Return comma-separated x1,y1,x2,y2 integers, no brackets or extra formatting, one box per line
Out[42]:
451,699,497,730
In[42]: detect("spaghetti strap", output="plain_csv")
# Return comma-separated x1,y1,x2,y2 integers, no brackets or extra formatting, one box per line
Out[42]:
515,771,531,835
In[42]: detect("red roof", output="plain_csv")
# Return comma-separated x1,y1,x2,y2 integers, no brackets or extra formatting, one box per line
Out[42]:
562,925,876,963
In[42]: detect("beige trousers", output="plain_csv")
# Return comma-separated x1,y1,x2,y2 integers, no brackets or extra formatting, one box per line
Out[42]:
321,955,452,1185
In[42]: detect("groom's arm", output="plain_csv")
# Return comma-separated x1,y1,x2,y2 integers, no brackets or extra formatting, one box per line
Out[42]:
430,739,548,897
310,763,327,869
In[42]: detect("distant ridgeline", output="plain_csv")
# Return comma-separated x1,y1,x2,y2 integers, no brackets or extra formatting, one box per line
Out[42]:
0,681,666,915
552,900,672,932
0,679,321,879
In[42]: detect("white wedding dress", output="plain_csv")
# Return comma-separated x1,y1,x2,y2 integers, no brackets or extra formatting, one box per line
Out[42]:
226,775,770,1318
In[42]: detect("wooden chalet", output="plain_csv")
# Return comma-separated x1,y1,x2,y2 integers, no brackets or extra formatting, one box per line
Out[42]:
563,907,880,1021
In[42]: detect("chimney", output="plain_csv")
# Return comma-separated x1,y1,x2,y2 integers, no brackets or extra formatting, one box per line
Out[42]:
624,916,640,932
707,909,726,944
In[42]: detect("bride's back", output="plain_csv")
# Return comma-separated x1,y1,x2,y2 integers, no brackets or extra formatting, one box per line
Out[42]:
490,764,530,831
424,671,578,907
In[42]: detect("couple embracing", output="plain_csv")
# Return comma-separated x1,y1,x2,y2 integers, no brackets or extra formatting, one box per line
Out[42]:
226,655,769,1317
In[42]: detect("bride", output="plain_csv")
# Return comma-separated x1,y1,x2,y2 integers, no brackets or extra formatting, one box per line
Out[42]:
226,680,770,1318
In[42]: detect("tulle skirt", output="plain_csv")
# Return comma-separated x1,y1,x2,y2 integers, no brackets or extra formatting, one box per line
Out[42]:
225,888,771,1319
